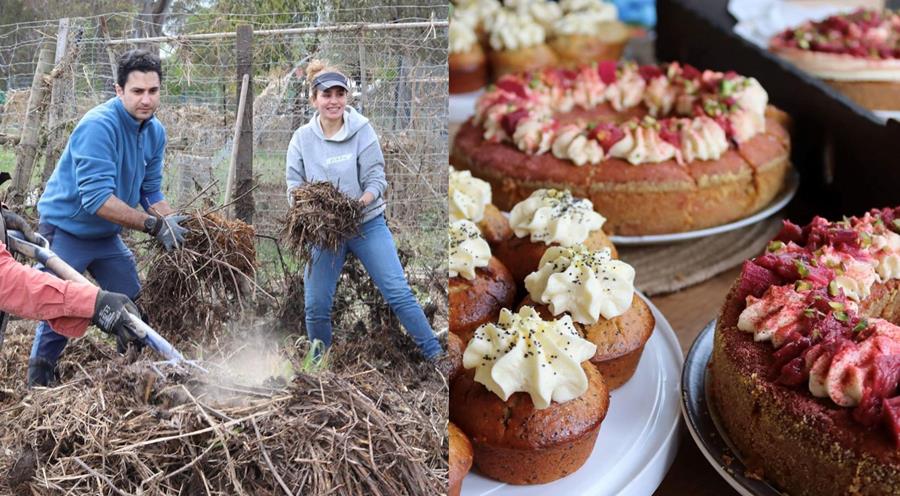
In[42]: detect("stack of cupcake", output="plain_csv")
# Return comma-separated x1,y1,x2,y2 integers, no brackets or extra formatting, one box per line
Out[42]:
447,167,655,490
450,0,630,94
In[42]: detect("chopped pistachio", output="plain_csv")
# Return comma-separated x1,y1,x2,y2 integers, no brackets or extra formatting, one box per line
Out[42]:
767,240,785,252
860,231,872,249
720,78,737,97
834,310,849,322
794,259,810,278
828,280,840,297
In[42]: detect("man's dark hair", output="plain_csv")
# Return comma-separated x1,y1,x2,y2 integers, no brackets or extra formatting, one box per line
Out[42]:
116,49,163,88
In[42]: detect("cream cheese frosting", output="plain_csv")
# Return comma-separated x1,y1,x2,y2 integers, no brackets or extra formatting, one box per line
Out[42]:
509,189,606,246
463,306,597,409
513,116,555,155
449,219,491,280
608,121,678,164
450,16,478,54
505,0,563,31
680,116,729,162
553,8,619,36
644,76,676,117
449,166,492,223
525,245,635,324
489,10,546,51
604,67,646,111
551,127,604,166
473,63,771,166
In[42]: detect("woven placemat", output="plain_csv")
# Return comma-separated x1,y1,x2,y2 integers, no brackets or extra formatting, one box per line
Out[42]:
617,216,784,296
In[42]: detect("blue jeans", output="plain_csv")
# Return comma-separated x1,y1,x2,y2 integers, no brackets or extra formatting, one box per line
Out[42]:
304,215,442,359
29,224,141,365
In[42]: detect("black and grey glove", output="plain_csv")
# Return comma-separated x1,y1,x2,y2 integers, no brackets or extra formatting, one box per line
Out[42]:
0,208,37,243
93,290,144,349
145,214,189,251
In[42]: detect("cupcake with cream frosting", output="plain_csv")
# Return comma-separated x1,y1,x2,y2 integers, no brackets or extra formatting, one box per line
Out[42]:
449,166,512,244
450,10,489,93
486,9,558,78
449,219,516,342
448,306,610,484
549,0,629,68
521,245,656,389
493,188,616,283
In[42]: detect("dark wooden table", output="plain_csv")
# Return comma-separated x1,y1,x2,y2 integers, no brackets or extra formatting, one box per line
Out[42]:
651,266,741,495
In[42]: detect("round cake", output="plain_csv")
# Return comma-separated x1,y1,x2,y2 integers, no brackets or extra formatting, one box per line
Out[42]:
770,9,900,111
711,207,900,495
451,61,792,235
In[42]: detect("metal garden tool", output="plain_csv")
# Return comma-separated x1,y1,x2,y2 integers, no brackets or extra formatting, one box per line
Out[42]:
5,229,206,371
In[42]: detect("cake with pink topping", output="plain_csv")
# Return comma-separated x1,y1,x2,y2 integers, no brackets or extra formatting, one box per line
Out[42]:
771,9,900,110
450,61,792,235
711,207,900,496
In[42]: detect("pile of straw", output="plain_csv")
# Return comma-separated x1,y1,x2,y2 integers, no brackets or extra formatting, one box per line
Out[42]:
141,212,257,339
0,353,446,495
282,182,363,264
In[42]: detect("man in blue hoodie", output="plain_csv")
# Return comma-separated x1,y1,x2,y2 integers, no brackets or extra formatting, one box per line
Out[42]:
29,49,188,386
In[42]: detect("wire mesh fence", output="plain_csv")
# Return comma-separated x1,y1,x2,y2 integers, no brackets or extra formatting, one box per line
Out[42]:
0,5,449,325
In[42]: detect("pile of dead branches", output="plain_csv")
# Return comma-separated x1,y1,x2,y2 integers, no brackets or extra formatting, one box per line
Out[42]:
141,212,258,340
0,355,446,495
282,182,362,264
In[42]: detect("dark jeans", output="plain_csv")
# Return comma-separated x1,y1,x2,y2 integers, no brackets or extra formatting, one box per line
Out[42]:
303,215,442,359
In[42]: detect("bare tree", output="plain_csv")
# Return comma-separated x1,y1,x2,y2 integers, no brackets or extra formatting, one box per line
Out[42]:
132,0,171,51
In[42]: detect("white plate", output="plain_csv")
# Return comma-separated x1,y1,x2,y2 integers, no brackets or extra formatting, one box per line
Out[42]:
460,293,683,496
609,170,800,246
450,90,484,124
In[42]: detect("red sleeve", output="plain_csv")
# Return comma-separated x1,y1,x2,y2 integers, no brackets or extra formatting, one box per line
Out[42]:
0,242,97,338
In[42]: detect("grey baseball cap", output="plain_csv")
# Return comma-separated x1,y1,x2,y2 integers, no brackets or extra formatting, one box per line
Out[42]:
313,72,349,91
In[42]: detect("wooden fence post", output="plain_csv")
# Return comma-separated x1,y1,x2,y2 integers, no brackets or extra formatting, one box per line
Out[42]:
11,42,53,204
42,18,73,183
234,24,254,223
99,16,118,97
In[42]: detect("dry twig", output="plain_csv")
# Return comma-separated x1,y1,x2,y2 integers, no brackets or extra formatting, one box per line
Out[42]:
282,182,363,265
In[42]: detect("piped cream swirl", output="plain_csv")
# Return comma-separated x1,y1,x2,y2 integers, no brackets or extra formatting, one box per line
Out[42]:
463,306,597,409
509,189,606,246
449,219,491,280
449,167,491,223
525,245,635,324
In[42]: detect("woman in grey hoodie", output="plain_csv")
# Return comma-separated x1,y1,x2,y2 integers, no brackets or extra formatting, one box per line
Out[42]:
285,60,443,361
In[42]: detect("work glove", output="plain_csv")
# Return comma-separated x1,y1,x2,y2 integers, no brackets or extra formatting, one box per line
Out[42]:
0,207,37,243
93,290,145,351
147,214,189,251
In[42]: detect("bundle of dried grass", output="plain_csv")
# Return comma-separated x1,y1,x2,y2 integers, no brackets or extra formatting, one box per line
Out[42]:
141,212,257,340
0,357,446,495
283,182,363,264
